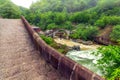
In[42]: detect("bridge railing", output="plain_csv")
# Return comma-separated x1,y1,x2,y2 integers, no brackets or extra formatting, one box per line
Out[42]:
21,16,105,80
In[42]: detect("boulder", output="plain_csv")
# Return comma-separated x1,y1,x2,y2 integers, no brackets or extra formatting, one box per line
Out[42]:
72,45,80,51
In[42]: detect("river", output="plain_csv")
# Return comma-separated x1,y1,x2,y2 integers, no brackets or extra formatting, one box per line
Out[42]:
54,38,103,76
54,38,100,50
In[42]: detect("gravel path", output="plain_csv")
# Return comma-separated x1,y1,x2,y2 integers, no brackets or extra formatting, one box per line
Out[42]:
0,19,67,80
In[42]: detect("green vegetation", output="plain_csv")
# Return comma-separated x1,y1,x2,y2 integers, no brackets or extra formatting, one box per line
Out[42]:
23,0,120,42
40,34,54,45
30,0,98,13
95,16,120,28
70,24,98,40
40,35,68,54
95,45,120,80
110,25,120,43
1,0,118,42
0,0,21,18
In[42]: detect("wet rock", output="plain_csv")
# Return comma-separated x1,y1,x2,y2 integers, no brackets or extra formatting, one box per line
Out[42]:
72,45,80,51
76,39,93,45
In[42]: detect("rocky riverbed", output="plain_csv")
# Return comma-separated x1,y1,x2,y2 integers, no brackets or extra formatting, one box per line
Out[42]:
54,38,100,50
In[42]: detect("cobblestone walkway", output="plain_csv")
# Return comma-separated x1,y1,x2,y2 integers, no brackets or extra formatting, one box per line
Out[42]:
0,19,67,80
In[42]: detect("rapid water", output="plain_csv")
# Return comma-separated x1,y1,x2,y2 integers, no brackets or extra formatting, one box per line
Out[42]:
66,50,103,76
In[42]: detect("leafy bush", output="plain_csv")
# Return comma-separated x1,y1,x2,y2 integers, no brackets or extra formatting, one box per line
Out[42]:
70,12,90,23
0,1,21,18
30,0,98,13
54,12,67,25
70,24,98,40
109,68,120,80
95,45,120,80
47,23,57,30
40,35,54,45
70,32,80,39
95,16,120,28
110,25,120,42
40,35,69,54
62,21,73,30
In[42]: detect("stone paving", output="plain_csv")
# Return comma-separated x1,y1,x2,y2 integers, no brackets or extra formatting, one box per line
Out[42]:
0,19,67,80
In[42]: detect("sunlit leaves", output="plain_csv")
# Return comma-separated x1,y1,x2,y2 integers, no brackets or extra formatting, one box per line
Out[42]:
96,45,120,79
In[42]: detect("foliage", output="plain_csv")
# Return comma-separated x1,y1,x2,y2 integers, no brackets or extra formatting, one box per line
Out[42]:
0,0,21,18
0,0,10,7
70,12,90,24
109,67,120,80
95,45,120,80
40,35,54,45
30,0,98,13
65,21,73,30
47,23,57,30
110,25,120,42
70,24,98,40
24,0,120,32
40,35,69,54
95,16,120,28
54,12,67,25
19,6,30,16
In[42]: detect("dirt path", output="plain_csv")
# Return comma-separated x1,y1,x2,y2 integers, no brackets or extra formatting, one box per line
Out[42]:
0,19,66,80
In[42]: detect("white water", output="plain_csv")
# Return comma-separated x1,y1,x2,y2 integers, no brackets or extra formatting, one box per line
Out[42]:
54,38,103,76
66,50,103,76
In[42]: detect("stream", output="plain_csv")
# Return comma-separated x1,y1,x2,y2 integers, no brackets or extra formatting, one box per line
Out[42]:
66,50,103,76
54,38,104,76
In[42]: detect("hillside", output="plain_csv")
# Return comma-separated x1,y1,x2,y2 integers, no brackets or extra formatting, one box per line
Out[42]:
23,0,120,44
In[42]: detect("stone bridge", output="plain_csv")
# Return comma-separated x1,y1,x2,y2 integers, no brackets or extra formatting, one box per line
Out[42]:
0,16,105,80
45,29,70,39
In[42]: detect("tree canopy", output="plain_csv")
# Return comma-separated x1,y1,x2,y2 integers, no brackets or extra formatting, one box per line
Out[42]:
0,0,21,18
30,0,98,13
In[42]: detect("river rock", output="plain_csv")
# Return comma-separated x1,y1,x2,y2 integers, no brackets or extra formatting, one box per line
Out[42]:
72,45,80,51
76,39,93,45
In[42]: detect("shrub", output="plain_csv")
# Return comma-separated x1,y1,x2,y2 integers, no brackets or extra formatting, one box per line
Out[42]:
40,35,69,54
70,24,98,40
47,23,57,30
0,1,21,18
110,25,120,42
95,45,120,79
95,16,120,28
64,21,73,30
70,12,90,23
40,35,53,45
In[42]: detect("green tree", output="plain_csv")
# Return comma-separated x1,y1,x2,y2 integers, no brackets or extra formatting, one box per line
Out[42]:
47,23,57,30
95,45,120,80
110,25,120,42
95,16,120,28
0,1,21,18
30,0,98,13
70,12,90,23
64,21,73,30
70,24,98,40
54,12,67,25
